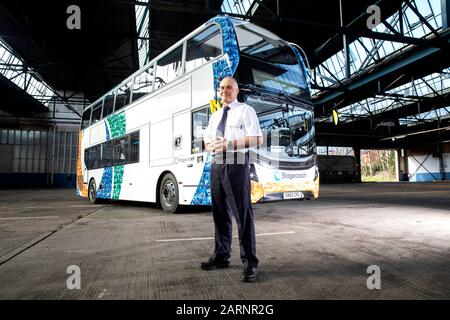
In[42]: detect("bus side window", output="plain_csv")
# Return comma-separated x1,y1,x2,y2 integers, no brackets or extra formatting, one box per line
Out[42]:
132,64,154,102
81,108,91,129
85,145,101,170
115,81,132,111
185,25,222,73
113,137,128,166
102,141,113,167
91,101,103,124
103,92,115,118
191,108,208,153
84,149,90,168
129,131,139,163
155,45,183,89
93,145,101,169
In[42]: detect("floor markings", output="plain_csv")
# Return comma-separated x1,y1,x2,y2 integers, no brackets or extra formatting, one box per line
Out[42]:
0,216,59,220
156,231,295,242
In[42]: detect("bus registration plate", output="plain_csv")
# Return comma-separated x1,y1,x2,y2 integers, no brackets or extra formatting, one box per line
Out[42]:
283,191,304,199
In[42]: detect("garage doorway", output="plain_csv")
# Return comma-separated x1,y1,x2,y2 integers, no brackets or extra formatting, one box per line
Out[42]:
361,149,398,182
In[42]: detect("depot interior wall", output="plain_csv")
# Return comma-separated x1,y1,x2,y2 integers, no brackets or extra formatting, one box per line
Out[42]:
0,128,79,187
407,143,450,181
0,90,87,187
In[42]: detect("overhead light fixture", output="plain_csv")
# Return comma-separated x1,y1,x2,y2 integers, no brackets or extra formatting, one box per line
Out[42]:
390,135,406,141
331,109,339,125
375,121,396,130
28,70,44,82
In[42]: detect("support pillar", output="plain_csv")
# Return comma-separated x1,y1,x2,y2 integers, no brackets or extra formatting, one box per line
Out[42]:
354,147,362,182
437,143,445,181
397,148,409,181
442,0,450,30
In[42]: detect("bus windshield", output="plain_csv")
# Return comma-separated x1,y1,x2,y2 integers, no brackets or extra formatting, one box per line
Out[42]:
244,93,316,169
234,22,309,99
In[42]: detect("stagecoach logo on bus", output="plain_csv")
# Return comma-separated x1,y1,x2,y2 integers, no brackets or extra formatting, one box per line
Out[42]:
274,171,308,181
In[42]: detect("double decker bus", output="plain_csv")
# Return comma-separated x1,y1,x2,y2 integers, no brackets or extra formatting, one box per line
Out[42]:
76,15,319,212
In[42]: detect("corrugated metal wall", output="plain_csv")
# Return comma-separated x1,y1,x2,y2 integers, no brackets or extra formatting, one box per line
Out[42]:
52,130,78,175
0,128,79,187
0,129,49,173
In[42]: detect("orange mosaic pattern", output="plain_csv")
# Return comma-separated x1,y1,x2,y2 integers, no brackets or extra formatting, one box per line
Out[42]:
76,130,88,197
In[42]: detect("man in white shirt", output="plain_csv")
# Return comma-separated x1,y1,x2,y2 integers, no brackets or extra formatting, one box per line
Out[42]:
200,77,263,283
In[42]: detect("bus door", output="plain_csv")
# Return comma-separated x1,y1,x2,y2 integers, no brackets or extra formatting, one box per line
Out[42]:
172,110,191,161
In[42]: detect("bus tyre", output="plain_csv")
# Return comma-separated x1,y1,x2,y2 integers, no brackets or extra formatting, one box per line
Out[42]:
88,179,99,204
159,173,179,213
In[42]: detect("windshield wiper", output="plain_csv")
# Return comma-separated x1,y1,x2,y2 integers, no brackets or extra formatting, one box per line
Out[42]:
274,91,314,108
240,84,313,108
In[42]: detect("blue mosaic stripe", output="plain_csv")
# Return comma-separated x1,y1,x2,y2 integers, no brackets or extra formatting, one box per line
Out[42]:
104,121,111,141
96,112,127,200
191,16,240,205
291,46,311,94
190,154,212,205
208,16,240,88
96,167,113,199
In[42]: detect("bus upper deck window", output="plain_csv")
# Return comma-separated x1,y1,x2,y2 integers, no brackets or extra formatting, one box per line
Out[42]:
81,108,91,129
155,45,183,89
185,25,222,73
132,64,154,102
91,101,103,124
115,82,132,111
103,92,115,118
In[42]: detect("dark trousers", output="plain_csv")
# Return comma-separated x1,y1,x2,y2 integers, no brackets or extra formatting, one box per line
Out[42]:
210,158,258,268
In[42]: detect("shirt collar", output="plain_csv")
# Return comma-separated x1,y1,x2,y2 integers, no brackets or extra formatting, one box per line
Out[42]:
224,100,238,109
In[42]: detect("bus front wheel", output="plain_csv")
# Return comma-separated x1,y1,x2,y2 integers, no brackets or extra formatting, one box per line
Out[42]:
88,179,99,204
159,173,179,213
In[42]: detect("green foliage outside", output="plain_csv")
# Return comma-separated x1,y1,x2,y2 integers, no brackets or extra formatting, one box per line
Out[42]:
361,150,397,182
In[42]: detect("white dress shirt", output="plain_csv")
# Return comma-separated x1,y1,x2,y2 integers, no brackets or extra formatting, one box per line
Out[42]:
204,99,262,154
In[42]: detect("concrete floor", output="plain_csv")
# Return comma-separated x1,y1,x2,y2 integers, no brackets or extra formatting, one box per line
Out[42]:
0,183,449,299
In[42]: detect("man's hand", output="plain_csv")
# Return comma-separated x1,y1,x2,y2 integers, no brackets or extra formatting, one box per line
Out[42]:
205,142,215,152
213,137,227,152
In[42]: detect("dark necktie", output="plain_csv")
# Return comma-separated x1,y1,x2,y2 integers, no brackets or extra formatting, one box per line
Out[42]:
216,106,230,137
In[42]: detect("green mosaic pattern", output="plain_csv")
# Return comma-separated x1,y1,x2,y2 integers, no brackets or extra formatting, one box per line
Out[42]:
106,112,126,200
107,112,126,138
113,165,124,200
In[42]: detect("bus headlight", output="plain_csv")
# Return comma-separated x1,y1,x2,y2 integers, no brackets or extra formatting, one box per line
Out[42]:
250,164,259,182
251,180,264,203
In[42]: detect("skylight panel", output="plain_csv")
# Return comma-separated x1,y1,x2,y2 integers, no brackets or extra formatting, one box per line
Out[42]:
0,38,56,106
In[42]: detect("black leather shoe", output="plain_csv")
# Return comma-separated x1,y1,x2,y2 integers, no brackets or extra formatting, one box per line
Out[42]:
241,267,257,282
200,258,230,270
